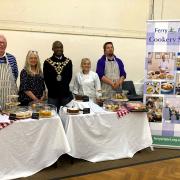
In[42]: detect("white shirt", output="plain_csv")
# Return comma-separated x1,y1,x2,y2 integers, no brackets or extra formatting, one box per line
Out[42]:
159,60,169,70
73,71,102,99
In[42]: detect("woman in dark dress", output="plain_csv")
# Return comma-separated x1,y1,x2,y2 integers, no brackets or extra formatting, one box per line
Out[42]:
18,50,46,106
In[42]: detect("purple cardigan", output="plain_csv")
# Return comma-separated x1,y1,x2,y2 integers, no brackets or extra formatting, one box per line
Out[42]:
96,55,126,79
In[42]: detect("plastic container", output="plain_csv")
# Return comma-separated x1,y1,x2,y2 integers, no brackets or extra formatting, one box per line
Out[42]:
29,102,57,118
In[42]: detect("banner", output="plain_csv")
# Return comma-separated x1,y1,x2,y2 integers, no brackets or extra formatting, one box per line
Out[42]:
145,20,180,148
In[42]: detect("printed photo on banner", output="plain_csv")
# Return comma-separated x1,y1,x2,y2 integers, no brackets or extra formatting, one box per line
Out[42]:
145,96,163,123
176,73,180,95
146,52,176,80
161,81,175,94
163,96,180,123
177,52,180,71
145,81,160,94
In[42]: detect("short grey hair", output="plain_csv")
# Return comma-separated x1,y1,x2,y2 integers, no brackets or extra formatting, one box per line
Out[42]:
0,34,7,46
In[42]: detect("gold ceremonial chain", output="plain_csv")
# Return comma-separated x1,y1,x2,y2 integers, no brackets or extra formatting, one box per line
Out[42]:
46,58,70,74
46,58,70,81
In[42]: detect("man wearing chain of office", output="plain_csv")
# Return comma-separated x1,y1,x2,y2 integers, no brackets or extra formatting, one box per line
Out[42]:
43,41,73,112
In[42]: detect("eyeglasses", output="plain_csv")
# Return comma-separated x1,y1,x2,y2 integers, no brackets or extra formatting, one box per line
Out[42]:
28,50,38,54
0,41,6,46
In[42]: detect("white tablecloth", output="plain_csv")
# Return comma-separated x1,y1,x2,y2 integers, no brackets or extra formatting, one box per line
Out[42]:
0,115,70,180
60,108,152,162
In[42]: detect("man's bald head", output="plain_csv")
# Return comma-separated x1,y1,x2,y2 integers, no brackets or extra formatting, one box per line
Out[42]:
52,41,63,56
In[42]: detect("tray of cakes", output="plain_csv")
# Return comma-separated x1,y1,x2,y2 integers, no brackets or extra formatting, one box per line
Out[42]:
111,93,128,102
29,102,57,118
2,95,32,119
4,95,21,109
74,94,89,102
103,99,122,112
67,107,80,115
125,101,148,112
3,106,32,119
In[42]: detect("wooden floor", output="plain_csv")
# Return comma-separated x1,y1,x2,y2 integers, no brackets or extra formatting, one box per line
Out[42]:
66,158,180,180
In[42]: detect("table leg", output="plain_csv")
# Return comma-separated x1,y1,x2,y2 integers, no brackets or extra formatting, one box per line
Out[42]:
150,146,154,151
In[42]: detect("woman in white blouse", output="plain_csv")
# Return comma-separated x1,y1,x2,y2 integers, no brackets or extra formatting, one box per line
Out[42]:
73,58,102,100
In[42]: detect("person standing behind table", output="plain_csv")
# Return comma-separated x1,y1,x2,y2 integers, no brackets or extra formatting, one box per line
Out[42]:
73,58,102,101
43,41,73,112
163,103,171,121
0,34,18,109
159,54,169,73
170,106,177,121
96,42,126,97
18,50,46,106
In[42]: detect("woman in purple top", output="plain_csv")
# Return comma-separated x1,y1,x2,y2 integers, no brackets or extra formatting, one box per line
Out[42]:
96,42,126,97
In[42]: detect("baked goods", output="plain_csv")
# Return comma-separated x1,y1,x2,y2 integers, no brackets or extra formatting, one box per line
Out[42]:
75,95,83,101
103,99,121,112
96,96,108,107
29,103,56,118
177,61,180,68
8,94,19,99
148,71,155,75
5,102,20,107
31,103,36,109
3,106,32,119
104,104,119,112
112,93,128,101
159,73,166,79
155,71,160,74
15,111,32,119
126,102,147,112
147,71,174,80
39,110,52,118
166,74,174,79
67,107,80,114
30,102,44,111
75,95,89,102
114,93,124,99
147,71,158,79
161,83,173,90
5,95,20,109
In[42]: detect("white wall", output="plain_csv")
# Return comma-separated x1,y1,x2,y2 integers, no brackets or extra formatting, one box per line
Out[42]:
154,0,180,20
0,0,148,37
0,31,145,87
0,30,146,86
0,0,180,93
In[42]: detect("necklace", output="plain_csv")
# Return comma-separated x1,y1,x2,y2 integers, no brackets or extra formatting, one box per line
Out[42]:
46,58,70,81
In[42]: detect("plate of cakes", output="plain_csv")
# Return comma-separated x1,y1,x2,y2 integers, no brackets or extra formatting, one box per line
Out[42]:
67,107,80,115
3,106,32,119
111,93,128,102
103,100,121,112
125,102,147,112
